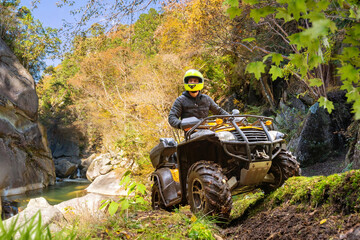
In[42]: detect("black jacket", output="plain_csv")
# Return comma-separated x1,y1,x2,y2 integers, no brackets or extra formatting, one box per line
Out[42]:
168,91,228,129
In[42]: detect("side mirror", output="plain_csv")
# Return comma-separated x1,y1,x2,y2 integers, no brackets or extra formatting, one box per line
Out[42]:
180,117,201,130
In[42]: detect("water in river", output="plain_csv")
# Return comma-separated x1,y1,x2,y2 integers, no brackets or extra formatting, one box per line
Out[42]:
1,179,90,219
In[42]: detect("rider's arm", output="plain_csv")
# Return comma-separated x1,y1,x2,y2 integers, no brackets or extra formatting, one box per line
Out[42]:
168,98,182,129
208,96,229,116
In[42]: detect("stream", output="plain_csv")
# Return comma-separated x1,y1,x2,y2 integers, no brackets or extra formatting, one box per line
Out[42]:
1,179,90,219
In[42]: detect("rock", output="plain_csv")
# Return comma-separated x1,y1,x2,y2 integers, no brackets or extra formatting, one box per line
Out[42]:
3,197,64,233
0,39,55,196
345,120,360,169
47,125,80,158
293,91,352,166
54,193,110,220
339,224,360,240
54,158,78,178
289,97,306,112
86,154,112,181
86,169,129,196
99,165,113,175
294,104,333,165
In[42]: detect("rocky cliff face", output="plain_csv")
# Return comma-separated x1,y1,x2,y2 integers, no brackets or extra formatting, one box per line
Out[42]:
0,38,55,196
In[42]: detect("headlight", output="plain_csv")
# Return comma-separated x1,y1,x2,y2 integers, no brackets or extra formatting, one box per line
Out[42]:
268,131,285,141
216,131,236,141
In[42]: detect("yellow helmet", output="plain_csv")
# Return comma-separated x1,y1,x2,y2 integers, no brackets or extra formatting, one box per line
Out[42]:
183,69,204,91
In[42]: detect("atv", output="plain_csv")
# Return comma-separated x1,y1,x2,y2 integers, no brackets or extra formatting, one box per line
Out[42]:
150,112,301,218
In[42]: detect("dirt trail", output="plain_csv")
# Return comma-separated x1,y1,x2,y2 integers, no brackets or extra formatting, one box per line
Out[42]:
223,156,360,240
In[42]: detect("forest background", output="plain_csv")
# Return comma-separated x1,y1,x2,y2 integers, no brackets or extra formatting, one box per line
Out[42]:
0,0,359,174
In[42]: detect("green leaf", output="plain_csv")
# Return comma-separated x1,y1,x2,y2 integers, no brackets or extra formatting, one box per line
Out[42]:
120,175,131,187
309,78,323,87
318,96,334,114
343,24,360,46
275,8,294,22
108,201,119,216
243,0,259,4
223,0,238,7
272,53,284,66
120,199,130,211
288,0,307,21
304,12,326,22
289,54,308,77
341,47,360,61
309,55,323,70
338,64,359,82
263,53,283,66
346,86,360,102
269,65,284,80
242,37,256,43
137,183,147,195
353,99,360,120
99,200,110,210
307,0,330,11
227,6,243,19
250,6,275,23
245,61,266,79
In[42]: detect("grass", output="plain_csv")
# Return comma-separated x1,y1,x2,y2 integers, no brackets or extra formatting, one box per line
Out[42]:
0,212,77,240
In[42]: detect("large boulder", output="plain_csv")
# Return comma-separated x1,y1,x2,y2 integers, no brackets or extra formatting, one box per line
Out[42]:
54,193,110,220
86,169,129,196
291,90,352,166
0,38,55,196
54,158,78,178
2,197,64,233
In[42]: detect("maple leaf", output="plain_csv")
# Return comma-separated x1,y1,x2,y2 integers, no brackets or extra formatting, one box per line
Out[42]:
269,65,284,80
309,78,323,87
318,96,334,114
246,61,266,79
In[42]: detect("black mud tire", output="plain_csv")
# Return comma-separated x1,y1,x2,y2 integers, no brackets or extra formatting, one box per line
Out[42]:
151,182,166,211
261,150,301,194
151,182,179,212
187,161,232,219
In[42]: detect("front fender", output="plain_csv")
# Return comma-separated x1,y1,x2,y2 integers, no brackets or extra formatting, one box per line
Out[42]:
151,168,181,207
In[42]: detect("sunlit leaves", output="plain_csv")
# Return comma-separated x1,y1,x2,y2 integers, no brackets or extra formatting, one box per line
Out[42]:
309,78,323,87
250,6,275,23
275,8,293,22
341,47,360,61
338,64,359,82
227,7,243,19
242,0,259,5
343,24,360,46
308,55,323,70
263,53,283,66
289,54,308,77
242,37,256,43
269,65,283,80
224,0,242,19
318,97,334,114
223,0,238,7
287,0,307,21
246,61,266,79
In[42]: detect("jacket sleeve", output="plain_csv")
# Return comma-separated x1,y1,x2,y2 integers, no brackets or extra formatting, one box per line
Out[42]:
208,96,229,116
168,97,182,129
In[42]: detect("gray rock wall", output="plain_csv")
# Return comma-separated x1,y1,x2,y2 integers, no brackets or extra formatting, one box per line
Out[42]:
0,38,55,196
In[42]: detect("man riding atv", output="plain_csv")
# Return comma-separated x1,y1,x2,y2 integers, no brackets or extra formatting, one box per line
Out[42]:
150,69,301,219
168,69,228,129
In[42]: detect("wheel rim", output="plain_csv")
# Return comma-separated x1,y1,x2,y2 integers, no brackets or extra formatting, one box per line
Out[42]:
192,178,206,211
